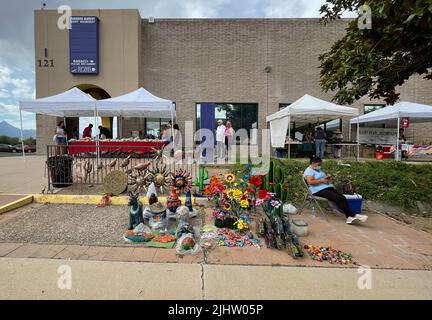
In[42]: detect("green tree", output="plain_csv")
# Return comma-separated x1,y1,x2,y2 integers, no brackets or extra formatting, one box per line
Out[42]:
319,0,432,105
0,136,19,145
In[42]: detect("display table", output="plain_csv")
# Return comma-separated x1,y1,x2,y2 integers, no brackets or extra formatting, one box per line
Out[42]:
68,140,167,155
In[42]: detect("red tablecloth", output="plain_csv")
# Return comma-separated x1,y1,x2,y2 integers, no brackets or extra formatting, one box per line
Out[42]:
68,140,166,155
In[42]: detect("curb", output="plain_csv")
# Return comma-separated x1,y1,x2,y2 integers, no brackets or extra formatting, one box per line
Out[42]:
0,195,34,215
32,194,189,205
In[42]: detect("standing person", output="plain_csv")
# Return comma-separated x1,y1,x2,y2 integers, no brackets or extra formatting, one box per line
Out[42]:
215,120,226,160
71,126,79,140
314,127,326,158
161,124,171,145
82,124,93,139
332,129,343,159
98,125,112,140
173,124,182,153
224,121,235,160
303,156,368,225
54,121,67,155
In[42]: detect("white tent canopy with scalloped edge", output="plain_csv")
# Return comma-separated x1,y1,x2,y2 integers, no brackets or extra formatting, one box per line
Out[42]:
266,94,359,158
19,87,97,117
96,87,176,119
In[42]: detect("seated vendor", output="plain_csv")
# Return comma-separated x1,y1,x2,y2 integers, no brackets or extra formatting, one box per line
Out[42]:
303,156,368,225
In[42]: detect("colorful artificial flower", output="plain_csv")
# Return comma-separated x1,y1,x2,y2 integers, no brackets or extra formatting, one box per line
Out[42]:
233,189,243,199
250,176,263,187
223,202,232,211
240,199,249,208
226,189,235,199
225,173,236,183
246,187,255,194
258,189,271,199
234,219,249,230
271,200,281,208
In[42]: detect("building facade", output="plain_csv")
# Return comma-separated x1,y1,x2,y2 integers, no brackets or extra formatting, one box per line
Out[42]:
34,9,432,153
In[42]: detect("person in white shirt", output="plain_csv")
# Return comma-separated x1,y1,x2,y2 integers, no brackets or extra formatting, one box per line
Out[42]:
215,120,226,159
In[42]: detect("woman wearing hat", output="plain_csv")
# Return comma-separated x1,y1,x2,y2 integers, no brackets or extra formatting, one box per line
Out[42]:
332,129,343,159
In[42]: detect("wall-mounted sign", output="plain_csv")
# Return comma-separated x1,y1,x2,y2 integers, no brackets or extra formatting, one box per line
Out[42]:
401,117,410,128
69,16,99,74
359,127,397,145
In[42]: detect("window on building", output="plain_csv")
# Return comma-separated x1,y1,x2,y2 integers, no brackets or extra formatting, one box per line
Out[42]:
196,103,258,142
279,103,291,110
144,102,175,139
364,104,385,114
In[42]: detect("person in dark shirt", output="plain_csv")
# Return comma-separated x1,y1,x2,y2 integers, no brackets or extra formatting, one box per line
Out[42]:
98,126,112,139
82,124,93,138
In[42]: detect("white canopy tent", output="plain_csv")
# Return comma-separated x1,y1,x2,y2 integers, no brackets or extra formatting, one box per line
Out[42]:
18,87,98,158
266,94,360,159
96,87,176,138
350,101,432,160
18,86,175,157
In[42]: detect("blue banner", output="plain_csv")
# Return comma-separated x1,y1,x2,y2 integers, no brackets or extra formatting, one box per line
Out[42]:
69,16,99,74
200,103,215,162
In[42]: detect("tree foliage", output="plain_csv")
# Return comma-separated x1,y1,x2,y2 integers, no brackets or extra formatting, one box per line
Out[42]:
319,0,432,105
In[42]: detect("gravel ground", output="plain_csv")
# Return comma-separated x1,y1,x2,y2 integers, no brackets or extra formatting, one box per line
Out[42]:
0,204,203,246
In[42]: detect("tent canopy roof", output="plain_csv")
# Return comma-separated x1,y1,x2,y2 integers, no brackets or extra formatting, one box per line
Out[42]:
19,87,97,117
350,101,432,125
266,94,359,124
97,87,175,118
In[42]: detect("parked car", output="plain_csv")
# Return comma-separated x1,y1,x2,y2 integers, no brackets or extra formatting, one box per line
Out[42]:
0,144,18,152
14,144,36,153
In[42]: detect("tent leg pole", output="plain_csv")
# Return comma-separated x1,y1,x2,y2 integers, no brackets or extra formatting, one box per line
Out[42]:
356,120,360,161
19,108,25,159
348,123,352,158
396,114,400,161
288,118,291,159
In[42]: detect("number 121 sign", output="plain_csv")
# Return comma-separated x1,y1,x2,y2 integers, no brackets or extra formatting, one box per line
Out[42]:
401,117,410,128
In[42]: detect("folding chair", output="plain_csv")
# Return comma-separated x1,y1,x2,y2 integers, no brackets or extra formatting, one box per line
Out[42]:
297,177,335,221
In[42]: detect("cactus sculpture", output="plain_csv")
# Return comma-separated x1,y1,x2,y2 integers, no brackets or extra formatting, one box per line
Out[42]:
262,159,290,207
194,164,209,193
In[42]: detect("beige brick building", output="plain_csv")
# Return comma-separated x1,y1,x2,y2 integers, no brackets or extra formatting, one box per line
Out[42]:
34,9,432,154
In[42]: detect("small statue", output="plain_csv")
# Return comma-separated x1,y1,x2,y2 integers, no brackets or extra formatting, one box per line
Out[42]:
185,190,193,212
167,187,181,213
148,193,158,205
127,191,144,230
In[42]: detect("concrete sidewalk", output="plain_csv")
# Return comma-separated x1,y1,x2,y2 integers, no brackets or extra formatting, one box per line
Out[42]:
0,257,431,300
0,155,46,194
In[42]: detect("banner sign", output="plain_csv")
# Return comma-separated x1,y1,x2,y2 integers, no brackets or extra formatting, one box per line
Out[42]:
199,103,215,161
359,127,397,145
69,16,99,74
401,117,410,128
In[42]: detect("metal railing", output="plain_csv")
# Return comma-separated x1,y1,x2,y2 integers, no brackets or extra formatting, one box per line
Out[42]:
46,144,200,192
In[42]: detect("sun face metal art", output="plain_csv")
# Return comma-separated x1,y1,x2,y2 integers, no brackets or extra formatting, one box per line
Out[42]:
150,147,168,163
148,164,172,193
128,170,149,193
171,168,192,194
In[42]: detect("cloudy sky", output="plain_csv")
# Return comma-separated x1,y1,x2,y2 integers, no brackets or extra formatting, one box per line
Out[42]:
0,0,354,130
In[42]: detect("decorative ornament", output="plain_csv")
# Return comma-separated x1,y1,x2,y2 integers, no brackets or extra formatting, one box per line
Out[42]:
120,155,132,168
134,162,151,171
167,187,182,213
148,164,172,193
103,170,128,196
171,169,192,194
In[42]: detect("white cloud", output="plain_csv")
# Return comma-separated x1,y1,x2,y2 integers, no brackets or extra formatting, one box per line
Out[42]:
0,65,34,100
0,89,9,98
